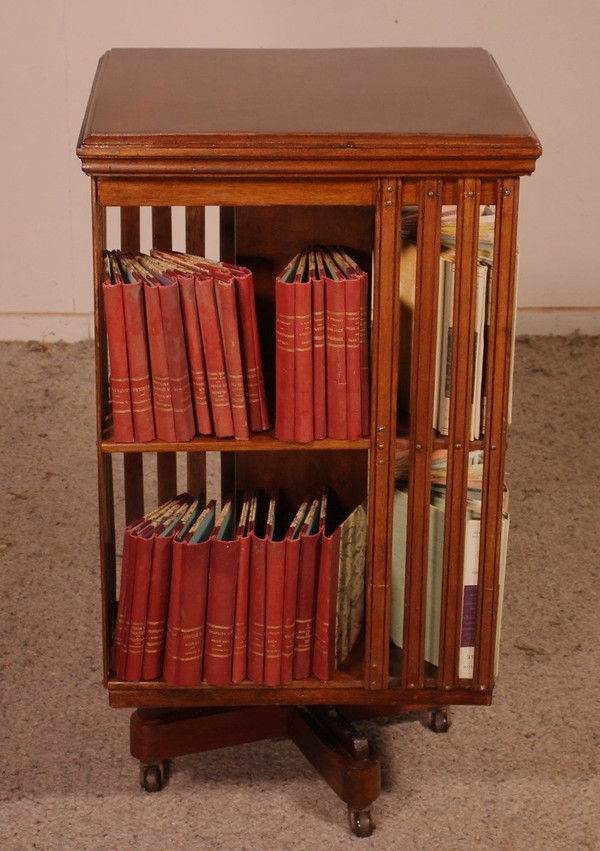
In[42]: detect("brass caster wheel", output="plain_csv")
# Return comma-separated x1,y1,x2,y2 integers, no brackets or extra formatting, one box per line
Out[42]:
348,806,375,838
428,708,451,734
139,761,166,792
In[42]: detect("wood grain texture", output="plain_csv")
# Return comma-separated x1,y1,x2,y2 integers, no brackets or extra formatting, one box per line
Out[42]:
77,48,541,177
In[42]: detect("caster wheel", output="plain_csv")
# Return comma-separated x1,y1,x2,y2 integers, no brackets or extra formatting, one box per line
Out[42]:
140,761,165,793
348,807,375,838
428,708,451,734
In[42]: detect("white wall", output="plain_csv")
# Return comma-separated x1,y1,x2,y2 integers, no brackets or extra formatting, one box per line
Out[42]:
1,0,598,340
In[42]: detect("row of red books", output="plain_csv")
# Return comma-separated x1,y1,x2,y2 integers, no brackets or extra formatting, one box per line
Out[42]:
275,246,370,443
103,250,269,443
111,489,367,687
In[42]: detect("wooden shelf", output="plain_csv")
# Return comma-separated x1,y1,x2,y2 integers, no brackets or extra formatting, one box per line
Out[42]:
100,430,370,453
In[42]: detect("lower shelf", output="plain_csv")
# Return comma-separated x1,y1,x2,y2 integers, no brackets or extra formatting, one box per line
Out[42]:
107,676,492,709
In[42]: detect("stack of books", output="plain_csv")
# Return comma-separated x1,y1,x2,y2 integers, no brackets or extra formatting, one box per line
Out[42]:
399,206,503,440
390,450,509,679
112,489,367,687
275,246,370,443
102,250,269,442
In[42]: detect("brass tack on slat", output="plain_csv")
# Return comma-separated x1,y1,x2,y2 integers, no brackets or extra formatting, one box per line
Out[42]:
503,189,511,196
387,185,393,192
428,189,436,198
455,443,462,449
416,443,423,451
466,191,475,198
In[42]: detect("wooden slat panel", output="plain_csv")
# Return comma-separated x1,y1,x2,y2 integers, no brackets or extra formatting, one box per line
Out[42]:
119,206,145,523
185,206,205,255
366,178,402,689
92,180,115,682
402,179,443,688
438,178,481,687
474,178,519,689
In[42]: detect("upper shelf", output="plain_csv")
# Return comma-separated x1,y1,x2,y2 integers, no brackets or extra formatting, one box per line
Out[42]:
77,48,542,178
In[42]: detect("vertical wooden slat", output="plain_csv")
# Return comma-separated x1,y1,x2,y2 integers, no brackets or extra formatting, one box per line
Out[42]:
438,177,481,687
366,178,402,689
152,207,178,504
402,179,443,688
120,206,145,524
474,178,519,689
220,207,235,264
92,179,115,684
185,207,207,496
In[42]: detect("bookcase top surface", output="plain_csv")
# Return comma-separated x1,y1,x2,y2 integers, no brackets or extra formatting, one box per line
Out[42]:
77,48,541,176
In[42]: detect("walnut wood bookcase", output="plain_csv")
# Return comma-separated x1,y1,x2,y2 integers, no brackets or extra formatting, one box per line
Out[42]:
77,48,541,836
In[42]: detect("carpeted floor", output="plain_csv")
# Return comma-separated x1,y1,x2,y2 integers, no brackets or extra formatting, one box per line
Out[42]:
0,335,598,850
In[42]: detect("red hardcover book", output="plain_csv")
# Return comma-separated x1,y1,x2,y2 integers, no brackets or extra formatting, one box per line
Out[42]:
123,526,155,681
177,272,213,435
292,252,314,444
102,269,134,442
115,258,155,442
333,247,370,436
246,492,270,683
343,273,363,441
150,250,269,433
136,259,195,441
163,501,215,686
141,499,192,680
112,514,151,678
142,277,177,442
194,275,235,438
280,497,311,684
224,263,270,432
263,494,285,686
214,275,250,440
292,496,322,680
321,250,348,440
203,500,239,685
155,272,196,441
231,492,254,682
309,249,327,440
274,253,300,442
112,499,177,678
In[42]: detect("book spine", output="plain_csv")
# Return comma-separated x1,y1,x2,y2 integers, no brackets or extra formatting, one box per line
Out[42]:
194,276,235,438
143,282,177,441
345,275,363,441
231,533,251,682
247,535,267,683
103,281,134,442
111,527,136,678
234,271,270,431
157,280,196,441
458,518,480,679
163,539,210,686
203,539,239,685
358,271,370,436
124,534,154,681
294,279,314,443
215,277,249,440
280,536,301,683
121,280,155,441
177,273,213,435
141,534,173,680
325,277,347,439
264,539,286,686
311,273,327,440
274,278,295,441
292,532,321,680
313,528,341,682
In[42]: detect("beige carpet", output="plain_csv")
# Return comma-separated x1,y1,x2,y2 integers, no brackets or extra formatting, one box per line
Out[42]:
0,335,598,850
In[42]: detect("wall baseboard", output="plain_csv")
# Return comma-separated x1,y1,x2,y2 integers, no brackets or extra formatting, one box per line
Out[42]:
1,308,599,342
516,308,600,336
0,313,93,343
